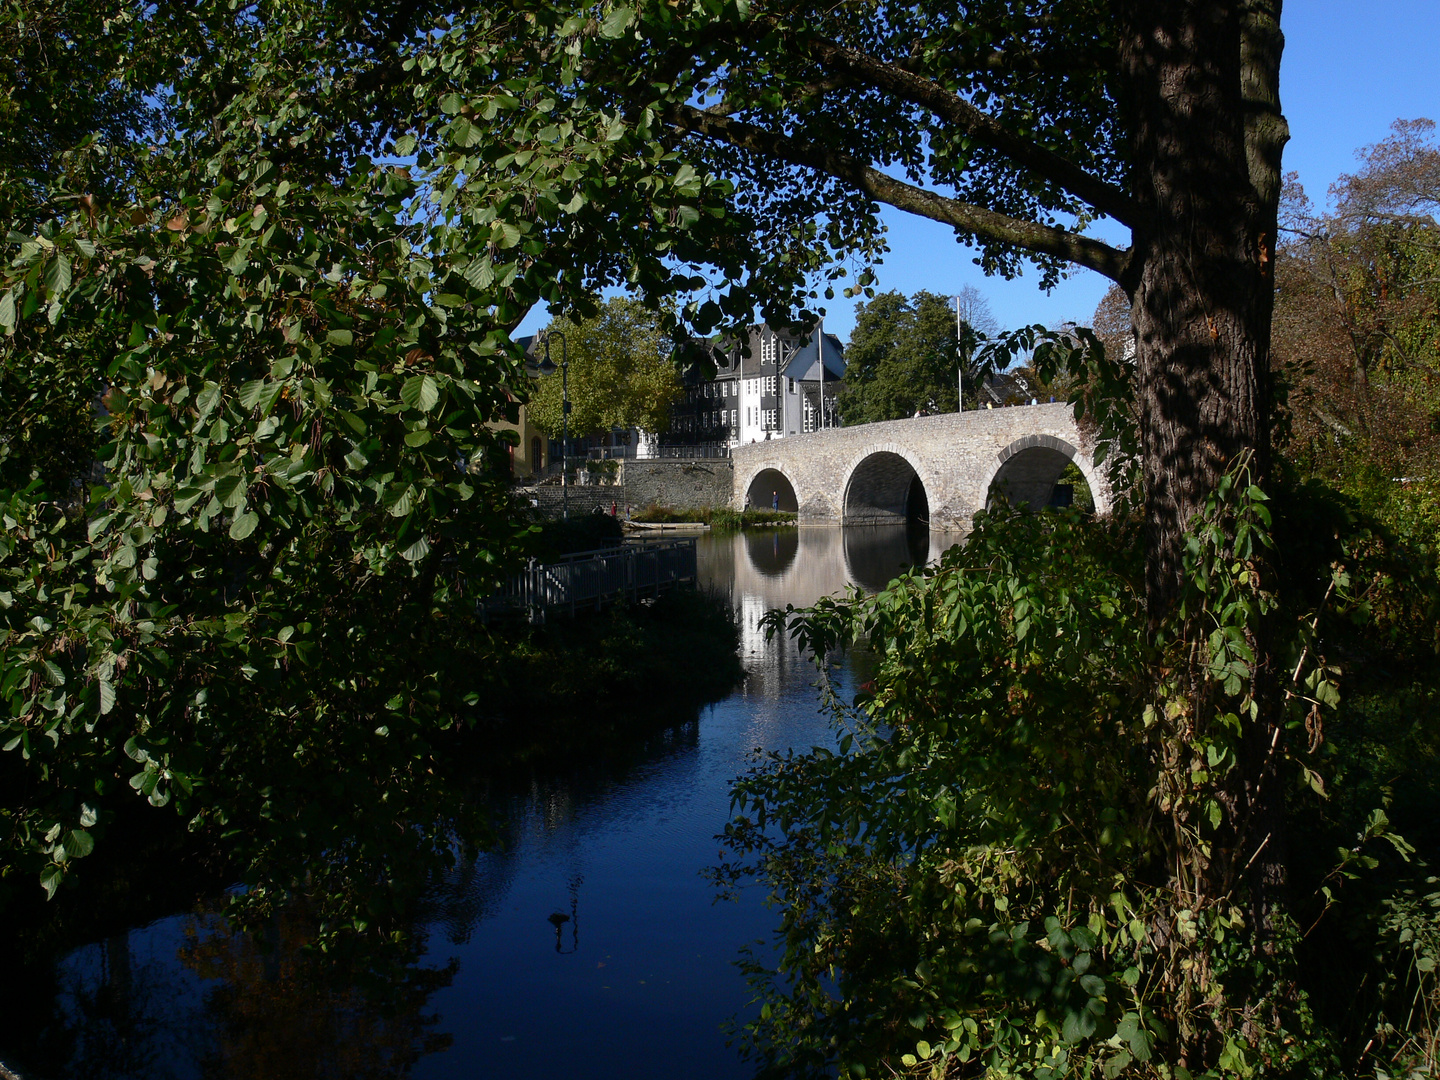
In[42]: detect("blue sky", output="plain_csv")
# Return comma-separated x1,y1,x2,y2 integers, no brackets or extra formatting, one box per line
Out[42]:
518,5,1440,342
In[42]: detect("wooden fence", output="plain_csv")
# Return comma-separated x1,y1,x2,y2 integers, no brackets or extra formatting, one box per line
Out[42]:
482,539,697,623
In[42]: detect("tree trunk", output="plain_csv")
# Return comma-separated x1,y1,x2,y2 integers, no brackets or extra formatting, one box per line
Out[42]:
1118,0,1291,956
1118,0,1280,622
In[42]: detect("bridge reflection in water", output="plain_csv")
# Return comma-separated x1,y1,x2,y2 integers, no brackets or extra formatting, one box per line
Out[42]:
704,525,966,665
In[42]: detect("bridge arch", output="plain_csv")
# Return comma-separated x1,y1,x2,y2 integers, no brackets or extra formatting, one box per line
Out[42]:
840,444,933,527
741,463,800,513
981,434,1109,514
744,527,800,577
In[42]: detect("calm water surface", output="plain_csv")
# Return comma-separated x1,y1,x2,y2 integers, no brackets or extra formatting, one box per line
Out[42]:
4,526,963,1080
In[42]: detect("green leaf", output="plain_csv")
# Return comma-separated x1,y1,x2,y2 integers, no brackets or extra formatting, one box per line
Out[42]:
399,535,431,562
404,429,432,447
600,6,633,37
1062,1006,1098,1044
385,485,416,517
464,257,495,289
492,221,522,248
450,118,482,148
64,829,94,858
215,473,248,508
44,253,72,298
229,511,259,540
337,409,367,435
1103,1051,1132,1078
0,290,16,332
238,379,269,409
401,374,440,412
326,328,354,347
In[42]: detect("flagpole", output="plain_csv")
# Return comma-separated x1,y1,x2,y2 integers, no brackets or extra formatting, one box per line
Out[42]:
819,317,825,430
955,295,963,413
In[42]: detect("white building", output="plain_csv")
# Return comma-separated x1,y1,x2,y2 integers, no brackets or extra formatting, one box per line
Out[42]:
722,323,845,446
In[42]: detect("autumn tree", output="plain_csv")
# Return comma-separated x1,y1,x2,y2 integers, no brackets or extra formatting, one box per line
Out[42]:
1272,119,1440,496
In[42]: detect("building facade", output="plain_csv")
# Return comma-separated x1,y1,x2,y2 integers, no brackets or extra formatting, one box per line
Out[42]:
668,322,846,451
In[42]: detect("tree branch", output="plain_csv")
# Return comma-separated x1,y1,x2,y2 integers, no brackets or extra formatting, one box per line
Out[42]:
664,104,1131,283
755,18,1142,229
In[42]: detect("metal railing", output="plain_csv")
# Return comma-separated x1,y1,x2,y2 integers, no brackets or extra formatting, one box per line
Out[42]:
482,539,697,622
650,444,731,460
586,443,732,461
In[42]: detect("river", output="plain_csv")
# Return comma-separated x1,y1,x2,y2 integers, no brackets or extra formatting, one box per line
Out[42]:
0,525,963,1080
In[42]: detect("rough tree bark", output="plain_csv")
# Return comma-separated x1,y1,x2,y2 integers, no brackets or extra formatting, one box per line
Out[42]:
1119,0,1284,622
1117,0,1290,941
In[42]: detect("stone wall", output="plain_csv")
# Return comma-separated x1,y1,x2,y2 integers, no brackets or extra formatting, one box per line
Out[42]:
617,458,734,513
524,485,623,520
518,460,733,520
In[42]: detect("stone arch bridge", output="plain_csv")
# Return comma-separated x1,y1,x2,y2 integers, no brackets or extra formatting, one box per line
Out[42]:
732,402,1111,529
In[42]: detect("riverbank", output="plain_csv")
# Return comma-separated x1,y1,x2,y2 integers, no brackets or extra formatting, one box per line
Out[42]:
0,573,744,981
630,505,796,529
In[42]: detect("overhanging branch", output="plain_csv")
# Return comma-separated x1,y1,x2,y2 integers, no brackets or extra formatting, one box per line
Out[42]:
665,104,1131,283
757,19,1142,229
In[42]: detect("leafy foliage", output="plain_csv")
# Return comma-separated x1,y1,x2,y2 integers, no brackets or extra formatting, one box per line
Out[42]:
719,460,1436,1076
1274,120,1440,500
0,142,528,908
0,0,768,913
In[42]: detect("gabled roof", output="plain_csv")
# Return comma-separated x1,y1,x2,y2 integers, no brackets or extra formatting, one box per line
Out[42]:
783,331,846,382
979,371,1040,405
